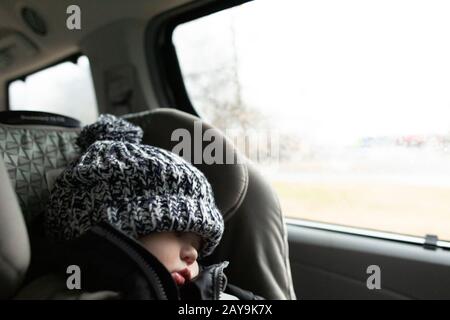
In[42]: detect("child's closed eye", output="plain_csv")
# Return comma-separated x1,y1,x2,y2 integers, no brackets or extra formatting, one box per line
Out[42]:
175,232,202,251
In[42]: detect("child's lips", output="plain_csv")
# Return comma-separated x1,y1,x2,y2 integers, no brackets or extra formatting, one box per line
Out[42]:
171,268,191,286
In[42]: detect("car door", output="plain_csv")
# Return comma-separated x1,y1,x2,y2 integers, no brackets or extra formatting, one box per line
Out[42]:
288,220,450,299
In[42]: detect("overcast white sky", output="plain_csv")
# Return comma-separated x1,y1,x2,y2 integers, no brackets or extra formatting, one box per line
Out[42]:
174,0,450,146
9,56,98,125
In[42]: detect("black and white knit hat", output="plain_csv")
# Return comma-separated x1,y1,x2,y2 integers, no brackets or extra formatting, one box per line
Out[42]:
44,114,224,257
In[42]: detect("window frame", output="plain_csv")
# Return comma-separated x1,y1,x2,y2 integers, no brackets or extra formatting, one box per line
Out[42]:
146,0,450,249
145,0,252,116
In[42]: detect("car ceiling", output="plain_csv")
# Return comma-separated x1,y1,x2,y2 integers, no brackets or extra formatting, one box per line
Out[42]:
0,0,192,85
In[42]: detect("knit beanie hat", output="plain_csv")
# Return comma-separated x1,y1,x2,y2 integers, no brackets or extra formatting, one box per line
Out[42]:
44,114,224,257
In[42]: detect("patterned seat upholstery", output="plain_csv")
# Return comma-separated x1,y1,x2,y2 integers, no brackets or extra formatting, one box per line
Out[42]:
0,111,81,223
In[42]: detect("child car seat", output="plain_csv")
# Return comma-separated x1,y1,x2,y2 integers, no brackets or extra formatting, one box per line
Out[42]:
0,109,296,299
124,109,296,299
0,156,30,299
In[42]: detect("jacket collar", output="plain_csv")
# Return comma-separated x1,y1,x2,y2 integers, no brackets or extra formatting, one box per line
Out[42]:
179,261,229,300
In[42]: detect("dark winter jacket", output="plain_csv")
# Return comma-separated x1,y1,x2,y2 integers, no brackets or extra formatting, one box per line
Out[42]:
20,222,264,300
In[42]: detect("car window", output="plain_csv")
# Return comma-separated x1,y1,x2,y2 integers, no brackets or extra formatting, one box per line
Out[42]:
173,0,450,241
8,55,98,125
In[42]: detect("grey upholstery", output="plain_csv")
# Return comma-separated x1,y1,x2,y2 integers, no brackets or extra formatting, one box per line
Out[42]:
207,162,296,299
125,108,296,299
0,157,30,299
0,121,80,224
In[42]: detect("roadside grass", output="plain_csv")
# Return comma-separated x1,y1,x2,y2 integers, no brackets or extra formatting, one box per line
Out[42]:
272,180,450,241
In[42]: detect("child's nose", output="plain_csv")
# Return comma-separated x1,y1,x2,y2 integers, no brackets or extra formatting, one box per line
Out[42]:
181,246,198,265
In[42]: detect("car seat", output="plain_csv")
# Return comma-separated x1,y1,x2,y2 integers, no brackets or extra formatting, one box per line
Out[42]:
0,109,296,300
0,155,30,299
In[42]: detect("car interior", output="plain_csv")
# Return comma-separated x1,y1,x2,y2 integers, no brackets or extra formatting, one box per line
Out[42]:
1,0,450,300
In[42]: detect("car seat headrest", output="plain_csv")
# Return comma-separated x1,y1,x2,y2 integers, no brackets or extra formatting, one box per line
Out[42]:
123,108,249,221
0,111,81,224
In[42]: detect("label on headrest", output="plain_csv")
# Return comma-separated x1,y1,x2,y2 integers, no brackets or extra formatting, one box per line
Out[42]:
0,111,81,128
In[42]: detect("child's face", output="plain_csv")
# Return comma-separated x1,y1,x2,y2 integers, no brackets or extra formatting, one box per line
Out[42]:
138,232,201,286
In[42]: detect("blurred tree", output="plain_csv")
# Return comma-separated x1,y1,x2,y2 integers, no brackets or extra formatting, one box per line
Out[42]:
182,16,300,163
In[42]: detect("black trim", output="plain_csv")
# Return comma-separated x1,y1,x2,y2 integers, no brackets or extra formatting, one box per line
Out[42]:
424,234,439,250
5,53,82,109
0,111,81,128
146,0,253,116
285,218,450,250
